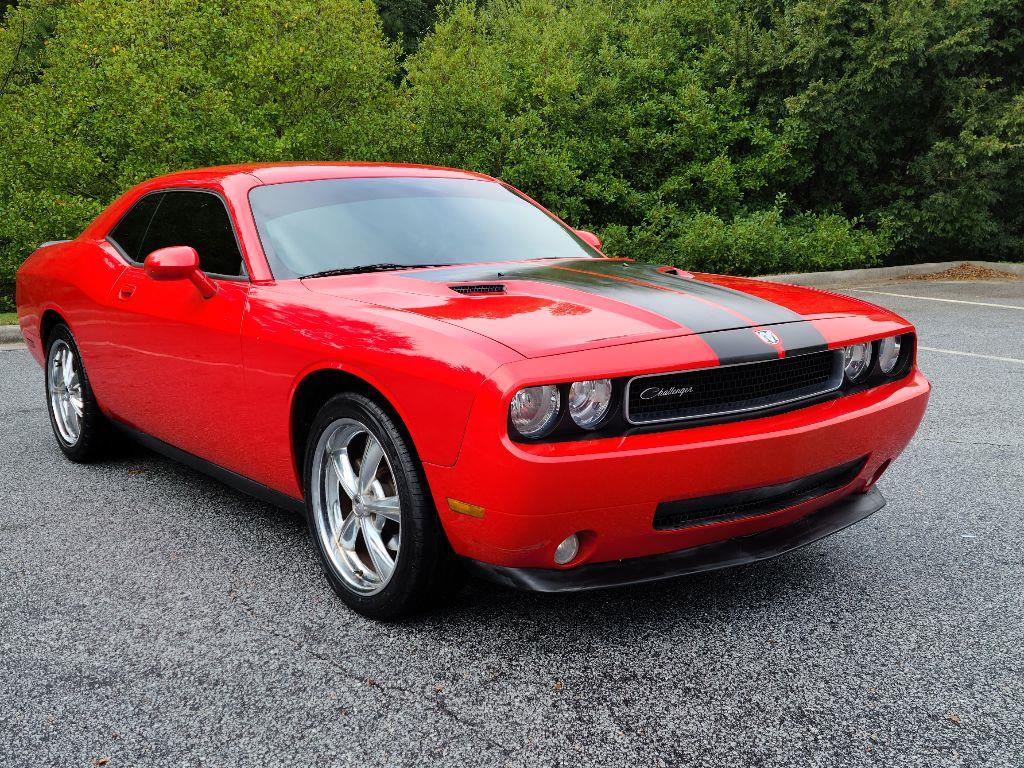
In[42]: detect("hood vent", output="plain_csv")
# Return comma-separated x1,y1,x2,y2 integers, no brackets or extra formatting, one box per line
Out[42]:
450,284,506,295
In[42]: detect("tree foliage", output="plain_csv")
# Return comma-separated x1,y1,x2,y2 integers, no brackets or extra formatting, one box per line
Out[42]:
0,0,403,305
0,0,1021,310
718,0,1024,260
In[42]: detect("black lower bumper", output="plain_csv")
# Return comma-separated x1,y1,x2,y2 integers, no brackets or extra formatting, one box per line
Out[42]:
461,487,885,593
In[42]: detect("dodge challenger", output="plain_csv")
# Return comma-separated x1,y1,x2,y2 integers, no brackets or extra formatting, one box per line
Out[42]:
15,163,930,619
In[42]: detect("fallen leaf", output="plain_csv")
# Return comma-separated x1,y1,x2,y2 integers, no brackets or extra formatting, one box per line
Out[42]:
946,713,962,725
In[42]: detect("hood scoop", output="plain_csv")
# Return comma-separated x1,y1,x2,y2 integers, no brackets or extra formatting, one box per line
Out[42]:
449,283,506,295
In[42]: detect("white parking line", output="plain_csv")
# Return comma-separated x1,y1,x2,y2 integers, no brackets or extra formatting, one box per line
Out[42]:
852,289,1024,310
919,346,1024,364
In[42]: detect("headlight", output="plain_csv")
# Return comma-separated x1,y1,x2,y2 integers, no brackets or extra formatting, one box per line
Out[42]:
878,335,902,374
510,385,561,438
843,342,873,382
567,379,613,429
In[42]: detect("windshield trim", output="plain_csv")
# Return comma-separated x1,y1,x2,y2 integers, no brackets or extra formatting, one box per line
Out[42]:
246,176,599,281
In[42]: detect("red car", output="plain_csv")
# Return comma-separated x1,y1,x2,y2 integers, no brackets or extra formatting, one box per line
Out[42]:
16,163,930,619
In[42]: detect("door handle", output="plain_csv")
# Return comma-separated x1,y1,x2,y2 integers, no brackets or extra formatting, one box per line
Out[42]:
118,284,137,300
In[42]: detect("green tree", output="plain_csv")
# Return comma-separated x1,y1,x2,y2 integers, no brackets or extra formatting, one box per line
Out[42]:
403,0,889,273
716,0,1024,261
0,0,404,308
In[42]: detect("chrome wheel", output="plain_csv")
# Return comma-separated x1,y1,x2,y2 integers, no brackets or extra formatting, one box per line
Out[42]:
47,339,83,445
311,418,402,595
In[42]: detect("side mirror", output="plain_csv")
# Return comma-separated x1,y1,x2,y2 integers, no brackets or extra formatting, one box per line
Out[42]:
574,229,602,251
143,246,217,299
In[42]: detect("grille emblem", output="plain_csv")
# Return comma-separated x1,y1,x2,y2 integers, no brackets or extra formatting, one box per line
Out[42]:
754,329,780,345
640,385,694,400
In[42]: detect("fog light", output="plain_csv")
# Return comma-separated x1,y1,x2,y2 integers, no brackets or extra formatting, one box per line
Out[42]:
553,533,580,565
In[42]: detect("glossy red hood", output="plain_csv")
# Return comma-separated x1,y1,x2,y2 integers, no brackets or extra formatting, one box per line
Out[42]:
301,259,875,358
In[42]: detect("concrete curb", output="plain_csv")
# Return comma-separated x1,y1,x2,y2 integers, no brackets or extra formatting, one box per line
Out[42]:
760,260,1024,288
0,324,23,344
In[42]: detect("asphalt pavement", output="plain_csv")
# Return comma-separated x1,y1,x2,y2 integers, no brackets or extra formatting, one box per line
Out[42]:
2,278,1022,767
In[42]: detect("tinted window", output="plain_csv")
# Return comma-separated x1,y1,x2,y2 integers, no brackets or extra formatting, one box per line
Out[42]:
248,178,598,279
139,191,244,277
108,193,161,262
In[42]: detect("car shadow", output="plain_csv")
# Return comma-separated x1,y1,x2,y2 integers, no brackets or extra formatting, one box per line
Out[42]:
112,437,844,640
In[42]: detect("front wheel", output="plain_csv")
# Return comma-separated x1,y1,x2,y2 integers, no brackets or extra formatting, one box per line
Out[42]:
304,392,462,620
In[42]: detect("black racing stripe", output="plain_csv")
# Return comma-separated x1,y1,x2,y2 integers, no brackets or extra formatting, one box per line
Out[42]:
567,261,830,357
406,259,828,362
694,328,780,365
571,260,805,325
408,261,757,335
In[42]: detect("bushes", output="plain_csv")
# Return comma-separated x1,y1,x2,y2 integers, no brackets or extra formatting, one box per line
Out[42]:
0,0,1021,310
609,204,891,276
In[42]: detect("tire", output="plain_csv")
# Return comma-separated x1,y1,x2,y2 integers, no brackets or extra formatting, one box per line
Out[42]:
303,392,463,620
44,323,113,462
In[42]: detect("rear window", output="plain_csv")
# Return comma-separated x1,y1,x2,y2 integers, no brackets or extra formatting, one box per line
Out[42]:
108,193,161,262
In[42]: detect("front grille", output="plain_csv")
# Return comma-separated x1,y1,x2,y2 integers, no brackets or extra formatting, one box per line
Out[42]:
450,283,506,295
626,350,842,425
654,457,866,530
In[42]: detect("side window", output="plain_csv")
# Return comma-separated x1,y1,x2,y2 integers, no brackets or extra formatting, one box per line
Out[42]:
108,193,162,262
138,190,245,277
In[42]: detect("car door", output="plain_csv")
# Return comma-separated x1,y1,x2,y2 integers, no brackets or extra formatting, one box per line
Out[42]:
97,189,251,473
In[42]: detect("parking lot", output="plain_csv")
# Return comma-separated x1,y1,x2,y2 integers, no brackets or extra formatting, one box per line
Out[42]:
2,277,1022,767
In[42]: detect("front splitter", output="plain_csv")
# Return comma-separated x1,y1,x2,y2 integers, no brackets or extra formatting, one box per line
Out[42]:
461,487,886,592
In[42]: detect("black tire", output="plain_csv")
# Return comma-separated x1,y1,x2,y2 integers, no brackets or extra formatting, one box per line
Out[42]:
44,323,114,462
303,392,463,620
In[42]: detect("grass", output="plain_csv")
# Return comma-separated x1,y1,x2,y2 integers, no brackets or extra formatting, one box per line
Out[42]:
0,311,17,325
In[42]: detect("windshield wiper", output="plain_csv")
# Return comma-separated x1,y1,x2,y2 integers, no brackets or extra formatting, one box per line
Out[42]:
300,263,452,279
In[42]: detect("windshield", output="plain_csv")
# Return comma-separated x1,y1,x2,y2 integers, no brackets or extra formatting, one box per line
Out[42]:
248,177,599,279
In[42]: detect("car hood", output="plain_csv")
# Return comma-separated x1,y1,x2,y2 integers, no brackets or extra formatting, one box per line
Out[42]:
301,258,873,358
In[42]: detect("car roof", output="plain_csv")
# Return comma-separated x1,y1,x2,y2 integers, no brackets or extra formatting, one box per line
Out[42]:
149,162,498,186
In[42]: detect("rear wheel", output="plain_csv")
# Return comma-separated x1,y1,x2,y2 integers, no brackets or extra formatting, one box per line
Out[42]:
304,392,462,620
44,324,112,462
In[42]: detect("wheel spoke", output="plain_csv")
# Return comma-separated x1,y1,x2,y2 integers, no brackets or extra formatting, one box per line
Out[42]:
358,436,384,495
362,495,401,523
361,517,394,581
62,350,75,387
69,394,84,417
339,512,359,551
62,398,79,440
331,450,359,500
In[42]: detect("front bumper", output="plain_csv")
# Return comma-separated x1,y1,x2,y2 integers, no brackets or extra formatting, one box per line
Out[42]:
461,486,885,592
425,367,929,573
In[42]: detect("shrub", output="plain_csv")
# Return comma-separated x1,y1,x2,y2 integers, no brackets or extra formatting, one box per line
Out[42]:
608,203,890,275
